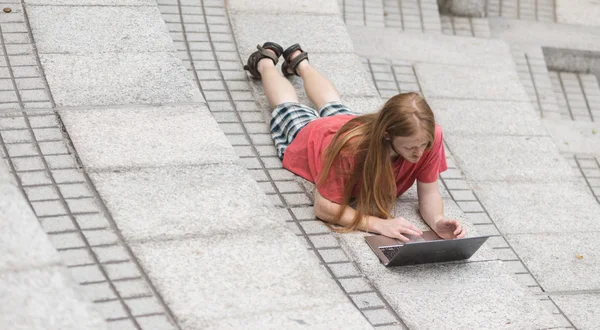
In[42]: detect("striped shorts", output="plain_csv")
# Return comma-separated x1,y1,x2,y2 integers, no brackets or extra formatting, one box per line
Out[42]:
270,101,354,159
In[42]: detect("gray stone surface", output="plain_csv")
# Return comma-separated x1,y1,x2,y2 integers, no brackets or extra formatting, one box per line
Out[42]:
553,294,600,329
300,53,379,97
542,119,600,154
227,0,340,15
415,63,530,101
474,182,600,234
489,18,600,52
506,232,600,291
40,52,202,107
231,13,354,59
130,229,371,329
338,230,558,329
0,159,14,185
348,25,515,69
27,0,154,4
0,183,61,272
556,0,600,27
28,6,174,54
90,164,281,242
340,96,384,115
59,105,236,170
0,266,107,330
399,180,451,201
429,99,548,136
200,304,370,329
445,135,574,182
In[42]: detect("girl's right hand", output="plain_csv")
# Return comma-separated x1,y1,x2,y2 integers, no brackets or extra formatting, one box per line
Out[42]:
373,216,423,242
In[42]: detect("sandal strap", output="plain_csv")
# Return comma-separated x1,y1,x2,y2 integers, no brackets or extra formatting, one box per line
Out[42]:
256,44,279,65
263,42,284,58
286,51,309,76
283,43,302,60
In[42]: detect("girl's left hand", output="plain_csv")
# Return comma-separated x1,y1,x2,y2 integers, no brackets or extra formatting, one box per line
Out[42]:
433,218,466,239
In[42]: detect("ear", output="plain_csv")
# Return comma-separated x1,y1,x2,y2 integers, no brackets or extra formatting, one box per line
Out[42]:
383,132,390,141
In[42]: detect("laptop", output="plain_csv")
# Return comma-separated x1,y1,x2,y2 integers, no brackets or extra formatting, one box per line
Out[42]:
365,231,489,267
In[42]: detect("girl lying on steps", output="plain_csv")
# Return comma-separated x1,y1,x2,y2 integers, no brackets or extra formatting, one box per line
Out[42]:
244,42,465,242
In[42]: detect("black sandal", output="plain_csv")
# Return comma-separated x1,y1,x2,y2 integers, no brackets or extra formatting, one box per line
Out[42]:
243,42,284,79
281,43,309,77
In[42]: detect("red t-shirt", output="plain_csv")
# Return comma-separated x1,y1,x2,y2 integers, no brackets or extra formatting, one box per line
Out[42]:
282,115,447,204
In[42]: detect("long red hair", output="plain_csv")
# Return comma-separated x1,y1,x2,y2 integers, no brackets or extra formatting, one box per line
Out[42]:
318,92,436,231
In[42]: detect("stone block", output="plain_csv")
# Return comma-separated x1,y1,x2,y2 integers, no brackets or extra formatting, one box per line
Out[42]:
506,232,600,291
0,183,61,272
552,294,600,329
90,164,281,241
542,119,600,154
341,233,559,329
40,52,202,107
0,158,14,185
556,0,600,27
303,53,378,97
473,181,600,234
445,135,574,182
429,99,547,136
348,25,515,69
27,0,154,4
28,6,174,54
0,266,107,330
129,229,370,329
339,96,384,115
231,13,354,59
227,0,340,15
200,303,371,329
488,18,600,52
59,104,236,170
415,63,529,101
398,180,450,201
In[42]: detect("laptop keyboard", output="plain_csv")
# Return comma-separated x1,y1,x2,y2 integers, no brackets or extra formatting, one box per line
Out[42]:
380,246,402,260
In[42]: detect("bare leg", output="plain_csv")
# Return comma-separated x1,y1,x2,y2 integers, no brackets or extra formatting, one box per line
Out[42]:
257,51,298,109
293,51,341,110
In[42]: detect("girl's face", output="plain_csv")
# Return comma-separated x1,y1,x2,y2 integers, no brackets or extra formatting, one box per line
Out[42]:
388,134,429,163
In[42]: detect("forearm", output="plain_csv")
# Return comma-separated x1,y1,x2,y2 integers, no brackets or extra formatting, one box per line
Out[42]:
418,192,444,228
314,190,383,233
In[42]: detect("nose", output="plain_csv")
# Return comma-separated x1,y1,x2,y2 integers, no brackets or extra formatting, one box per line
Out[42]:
414,149,424,158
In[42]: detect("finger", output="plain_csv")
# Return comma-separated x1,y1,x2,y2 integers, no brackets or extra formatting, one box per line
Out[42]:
400,227,422,237
453,222,462,235
396,234,409,242
407,223,423,235
457,228,466,238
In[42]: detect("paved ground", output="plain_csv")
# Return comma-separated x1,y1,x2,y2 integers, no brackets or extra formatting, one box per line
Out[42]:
1,0,599,329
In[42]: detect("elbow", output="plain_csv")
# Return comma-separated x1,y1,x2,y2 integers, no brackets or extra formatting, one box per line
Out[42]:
314,194,334,223
314,199,326,220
